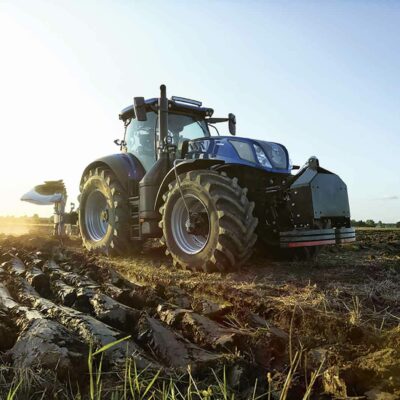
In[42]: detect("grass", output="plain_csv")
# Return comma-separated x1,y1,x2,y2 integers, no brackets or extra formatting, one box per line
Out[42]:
344,295,362,326
2,336,324,400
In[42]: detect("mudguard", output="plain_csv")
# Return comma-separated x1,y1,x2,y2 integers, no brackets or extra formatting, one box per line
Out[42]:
154,159,224,211
80,153,145,196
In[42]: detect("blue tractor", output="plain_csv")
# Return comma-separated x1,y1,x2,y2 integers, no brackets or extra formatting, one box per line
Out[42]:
78,85,355,271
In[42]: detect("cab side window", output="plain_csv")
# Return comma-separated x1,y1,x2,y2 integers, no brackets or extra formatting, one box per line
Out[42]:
126,112,157,172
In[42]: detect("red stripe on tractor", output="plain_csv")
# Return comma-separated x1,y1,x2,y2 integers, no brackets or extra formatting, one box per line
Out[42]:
287,240,336,248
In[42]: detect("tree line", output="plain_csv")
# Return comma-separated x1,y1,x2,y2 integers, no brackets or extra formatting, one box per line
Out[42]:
351,219,400,228
0,215,51,224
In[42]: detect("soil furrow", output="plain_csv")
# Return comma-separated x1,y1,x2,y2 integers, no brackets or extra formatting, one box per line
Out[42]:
0,231,399,399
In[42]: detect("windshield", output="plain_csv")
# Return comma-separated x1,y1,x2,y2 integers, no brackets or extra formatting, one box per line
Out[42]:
157,114,210,158
125,112,209,171
159,113,210,158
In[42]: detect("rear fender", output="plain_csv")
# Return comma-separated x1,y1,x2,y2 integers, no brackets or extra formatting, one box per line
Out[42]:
154,159,224,211
80,153,145,196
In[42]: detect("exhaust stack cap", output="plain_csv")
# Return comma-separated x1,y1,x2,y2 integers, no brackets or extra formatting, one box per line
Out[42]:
308,156,319,170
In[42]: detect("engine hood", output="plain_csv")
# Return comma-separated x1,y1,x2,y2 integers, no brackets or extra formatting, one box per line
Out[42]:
186,136,291,173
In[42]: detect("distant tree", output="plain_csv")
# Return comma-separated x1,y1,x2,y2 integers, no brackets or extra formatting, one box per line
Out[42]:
396,221,400,228
365,219,376,227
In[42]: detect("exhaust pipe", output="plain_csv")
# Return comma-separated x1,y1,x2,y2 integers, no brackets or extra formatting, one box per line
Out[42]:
158,84,168,157
139,84,170,236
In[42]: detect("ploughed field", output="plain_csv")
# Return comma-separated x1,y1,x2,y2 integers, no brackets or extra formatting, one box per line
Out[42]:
0,229,399,399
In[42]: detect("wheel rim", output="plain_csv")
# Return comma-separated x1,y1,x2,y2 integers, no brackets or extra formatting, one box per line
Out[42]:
84,190,109,241
170,194,210,255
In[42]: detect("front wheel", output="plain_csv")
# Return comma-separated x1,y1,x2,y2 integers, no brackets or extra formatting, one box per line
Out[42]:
159,170,258,272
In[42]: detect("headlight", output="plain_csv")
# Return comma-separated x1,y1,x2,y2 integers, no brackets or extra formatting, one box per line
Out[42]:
229,140,255,162
253,144,272,168
257,141,288,169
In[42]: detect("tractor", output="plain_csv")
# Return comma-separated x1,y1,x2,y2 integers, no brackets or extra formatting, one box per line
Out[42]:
78,85,355,271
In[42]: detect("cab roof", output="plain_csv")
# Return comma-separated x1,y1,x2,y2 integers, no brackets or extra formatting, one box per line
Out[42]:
119,97,214,121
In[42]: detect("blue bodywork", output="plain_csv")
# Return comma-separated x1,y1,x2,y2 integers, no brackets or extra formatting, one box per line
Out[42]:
186,136,292,174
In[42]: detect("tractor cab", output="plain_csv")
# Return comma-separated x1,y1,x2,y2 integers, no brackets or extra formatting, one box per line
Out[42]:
119,97,217,172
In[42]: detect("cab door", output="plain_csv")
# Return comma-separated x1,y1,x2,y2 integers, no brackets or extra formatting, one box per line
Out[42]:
125,112,157,172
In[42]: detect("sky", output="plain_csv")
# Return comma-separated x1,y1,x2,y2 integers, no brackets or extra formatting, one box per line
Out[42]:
0,0,399,222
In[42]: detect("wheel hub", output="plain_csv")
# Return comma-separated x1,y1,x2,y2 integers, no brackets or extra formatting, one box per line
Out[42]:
171,195,210,255
84,190,109,242
185,212,209,236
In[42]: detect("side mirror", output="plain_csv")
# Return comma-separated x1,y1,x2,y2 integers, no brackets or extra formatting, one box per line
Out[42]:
134,97,147,121
228,113,236,135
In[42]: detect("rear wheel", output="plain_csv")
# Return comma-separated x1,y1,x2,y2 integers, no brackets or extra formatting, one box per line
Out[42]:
79,167,135,255
159,170,258,272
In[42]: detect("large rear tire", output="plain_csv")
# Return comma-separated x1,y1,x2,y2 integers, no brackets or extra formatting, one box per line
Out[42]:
159,170,258,272
79,167,134,255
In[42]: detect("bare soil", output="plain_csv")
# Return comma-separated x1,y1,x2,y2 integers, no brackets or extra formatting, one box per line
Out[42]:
0,229,399,399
